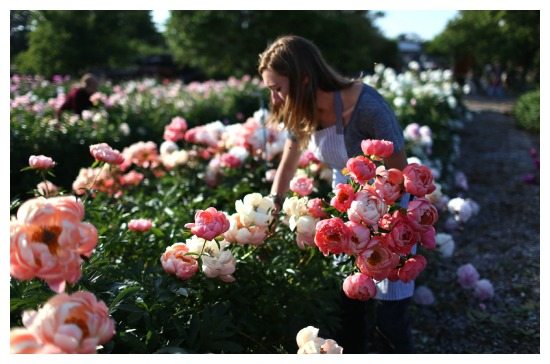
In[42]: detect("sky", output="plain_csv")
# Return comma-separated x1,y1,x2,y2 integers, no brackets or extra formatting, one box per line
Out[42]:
151,10,460,41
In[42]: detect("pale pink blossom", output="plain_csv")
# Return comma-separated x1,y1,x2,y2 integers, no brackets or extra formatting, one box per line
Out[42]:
296,326,343,354
289,175,314,196
161,243,199,280
413,285,435,305
184,207,230,240
10,196,98,292
17,291,115,353
457,263,480,289
220,152,241,168
163,116,188,142
10,328,64,353
128,218,153,232
436,233,455,257
265,168,277,182
89,143,124,165
36,180,59,197
119,170,144,186
345,156,376,185
314,217,352,256
186,237,236,282
402,163,436,197
360,139,394,160
29,155,56,170
347,189,387,227
473,279,494,300
343,273,377,301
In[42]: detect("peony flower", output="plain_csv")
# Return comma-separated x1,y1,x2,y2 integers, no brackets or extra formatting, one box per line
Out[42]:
128,218,153,232
343,273,377,301
307,198,328,219
347,189,387,227
160,242,199,280
345,156,376,185
15,291,115,353
289,175,314,196
402,163,436,197
296,326,343,354
330,183,356,212
184,207,230,240
36,180,59,197
397,255,427,283
373,166,404,204
361,139,394,161
406,197,439,231
314,217,352,256
457,263,480,289
29,155,56,170
436,233,455,257
10,196,98,292
187,238,236,282
473,279,494,300
356,238,400,281
89,143,124,165
413,285,435,305
10,328,64,353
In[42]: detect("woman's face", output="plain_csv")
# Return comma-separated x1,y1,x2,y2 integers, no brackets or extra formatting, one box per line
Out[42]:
262,69,289,108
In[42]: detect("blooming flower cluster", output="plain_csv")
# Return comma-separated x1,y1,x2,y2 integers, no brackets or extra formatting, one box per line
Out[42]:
224,193,275,246
296,326,343,354
283,139,438,301
457,263,494,301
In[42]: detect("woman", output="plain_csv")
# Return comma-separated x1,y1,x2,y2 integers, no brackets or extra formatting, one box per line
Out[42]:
259,35,413,353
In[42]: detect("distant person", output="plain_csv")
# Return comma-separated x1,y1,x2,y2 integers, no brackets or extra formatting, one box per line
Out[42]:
56,73,98,119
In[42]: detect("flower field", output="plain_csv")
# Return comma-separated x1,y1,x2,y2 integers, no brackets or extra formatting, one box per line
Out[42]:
11,64,510,354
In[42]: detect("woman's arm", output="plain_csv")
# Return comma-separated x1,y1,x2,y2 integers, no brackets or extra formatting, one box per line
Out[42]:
270,138,302,210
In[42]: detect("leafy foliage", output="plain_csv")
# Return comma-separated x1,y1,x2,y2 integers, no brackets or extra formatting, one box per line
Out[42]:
513,89,539,133
165,10,399,78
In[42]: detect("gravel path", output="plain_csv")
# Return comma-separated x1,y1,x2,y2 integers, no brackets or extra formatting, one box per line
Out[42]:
411,97,540,353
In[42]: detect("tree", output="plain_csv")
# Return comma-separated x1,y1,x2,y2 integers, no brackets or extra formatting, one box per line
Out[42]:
165,10,398,79
14,10,166,77
10,10,32,62
425,10,539,88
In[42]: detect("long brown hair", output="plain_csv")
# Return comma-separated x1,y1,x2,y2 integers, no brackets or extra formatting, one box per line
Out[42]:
258,35,354,148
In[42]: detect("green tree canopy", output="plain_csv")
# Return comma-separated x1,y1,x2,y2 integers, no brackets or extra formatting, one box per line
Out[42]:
426,10,539,81
165,10,398,79
15,10,166,77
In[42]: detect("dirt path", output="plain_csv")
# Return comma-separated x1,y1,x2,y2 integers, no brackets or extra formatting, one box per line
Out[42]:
412,96,540,353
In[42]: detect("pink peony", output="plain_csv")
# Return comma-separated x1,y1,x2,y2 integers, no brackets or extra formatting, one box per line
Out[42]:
345,156,376,185
10,328,64,353
314,217,352,256
419,226,436,249
373,166,404,204
185,207,230,240
289,175,314,196
457,263,480,289
10,196,98,292
361,139,394,161
330,183,356,212
220,153,242,168
163,116,188,142
89,143,124,165
17,291,115,353
36,180,59,197
397,255,427,283
402,163,436,197
356,237,400,281
119,170,144,186
161,243,199,280
343,273,377,301
473,279,494,300
406,197,439,231
307,198,328,219
128,218,153,232
347,189,387,227
345,221,373,255
29,155,56,170
385,212,419,255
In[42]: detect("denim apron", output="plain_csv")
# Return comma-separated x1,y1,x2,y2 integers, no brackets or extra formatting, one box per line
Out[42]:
309,90,414,300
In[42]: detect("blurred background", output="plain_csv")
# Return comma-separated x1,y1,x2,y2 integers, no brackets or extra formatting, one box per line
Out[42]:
10,10,540,96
